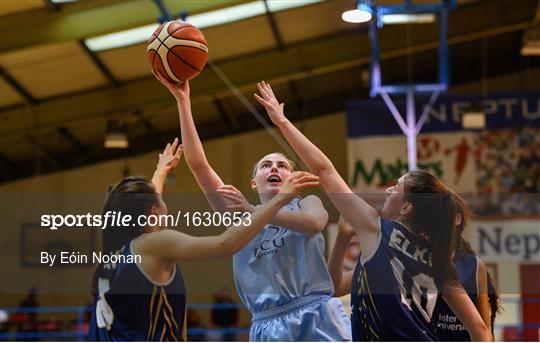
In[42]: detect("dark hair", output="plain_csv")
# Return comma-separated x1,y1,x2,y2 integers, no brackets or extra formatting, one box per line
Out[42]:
486,271,501,335
91,176,161,294
452,191,501,333
403,169,459,287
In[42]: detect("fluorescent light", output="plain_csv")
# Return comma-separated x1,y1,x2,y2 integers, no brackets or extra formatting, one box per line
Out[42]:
266,0,323,12
85,23,159,52
342,3,372,24
50,0,78,3
104,119,129,149
85,0,322,52
104,133,129,149
462,111,486,129
186,0,324,28
381,13,436,25
187,1,266,29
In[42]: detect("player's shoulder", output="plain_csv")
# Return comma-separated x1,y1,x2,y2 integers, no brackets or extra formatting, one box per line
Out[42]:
476,256,487,273
298,194,324,207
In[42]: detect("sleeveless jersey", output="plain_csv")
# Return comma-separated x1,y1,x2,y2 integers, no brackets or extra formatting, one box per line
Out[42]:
232,198,351,341
233,198,336,313
89,240,187,341
434,252,478,341
351,218,440,341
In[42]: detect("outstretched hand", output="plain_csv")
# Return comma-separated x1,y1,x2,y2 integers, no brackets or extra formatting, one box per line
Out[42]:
254,81,287,125
217,185,254,213
156,137,183,176
279,171,319,197
152,69,190,102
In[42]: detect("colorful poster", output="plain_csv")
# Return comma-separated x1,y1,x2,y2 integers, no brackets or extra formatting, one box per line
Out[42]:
347,93,540,197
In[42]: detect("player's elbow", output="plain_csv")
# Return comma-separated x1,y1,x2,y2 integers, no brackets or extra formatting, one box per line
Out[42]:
469,319,491,341
216,235,238,257
299,216,325,236
310,159,334,176
312,217,326,234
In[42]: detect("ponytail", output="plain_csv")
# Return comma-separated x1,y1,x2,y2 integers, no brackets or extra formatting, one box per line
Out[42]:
487,271,502,334
451,190,501,331
404,170,460,287
91,176,160,294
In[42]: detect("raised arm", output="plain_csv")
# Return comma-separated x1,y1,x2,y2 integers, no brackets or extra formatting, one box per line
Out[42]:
151,138,183,193
153,71,229,212
254,81,379,246
138,172,319,261
328,216,357,296
217,184,328,236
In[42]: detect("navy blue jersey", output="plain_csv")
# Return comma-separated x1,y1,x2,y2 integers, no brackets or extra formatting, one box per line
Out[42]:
433,252,478,341
89,240,187,341
351,218,440,341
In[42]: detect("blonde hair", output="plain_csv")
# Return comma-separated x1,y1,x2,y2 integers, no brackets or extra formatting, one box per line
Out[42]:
251,152,296,178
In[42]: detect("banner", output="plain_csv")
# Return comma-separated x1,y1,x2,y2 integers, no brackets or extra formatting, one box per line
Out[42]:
347,92,540,195
468,219,540,263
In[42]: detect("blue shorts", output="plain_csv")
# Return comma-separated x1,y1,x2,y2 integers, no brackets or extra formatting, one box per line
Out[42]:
249,295,351,341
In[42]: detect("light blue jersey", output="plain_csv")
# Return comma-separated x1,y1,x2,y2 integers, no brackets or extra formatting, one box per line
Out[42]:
233,198,351,341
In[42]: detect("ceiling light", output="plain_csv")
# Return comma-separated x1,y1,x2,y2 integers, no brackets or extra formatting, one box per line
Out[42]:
342,3,372,24
521,26,540,56
266,0,323,12
85,0,322,52
381,13,435,25
521,45,540,56
85,24,159,52
462,108,486,129
188,1,266,29
104,119,129,149
104,133,129,149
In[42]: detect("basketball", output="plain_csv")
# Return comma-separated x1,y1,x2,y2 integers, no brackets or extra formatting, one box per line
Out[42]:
147,20,208,83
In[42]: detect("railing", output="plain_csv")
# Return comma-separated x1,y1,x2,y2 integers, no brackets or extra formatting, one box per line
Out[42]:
0,303,249,341
0,305,88,341
0,298,539,341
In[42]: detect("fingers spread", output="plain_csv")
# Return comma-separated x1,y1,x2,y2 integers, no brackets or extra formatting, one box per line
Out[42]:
263,81,275,97
257,82,270,99
254,93,269,107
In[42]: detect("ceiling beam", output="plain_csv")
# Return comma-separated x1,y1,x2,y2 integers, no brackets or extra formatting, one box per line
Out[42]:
43,0,61,12
57,127,87,152
26,134,62,169
1,20,534,141
0,0,250,53
213,98,239,132
78,41,121,87
0,152,16,169
0,66,37,104
2,60,537,185
263,0,285,51
132,110,155,133
4,88,353,183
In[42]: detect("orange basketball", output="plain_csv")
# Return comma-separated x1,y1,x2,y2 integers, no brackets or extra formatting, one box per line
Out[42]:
147,20,208,83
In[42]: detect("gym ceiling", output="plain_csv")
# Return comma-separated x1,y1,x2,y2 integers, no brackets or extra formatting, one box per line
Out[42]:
0,0,538,183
